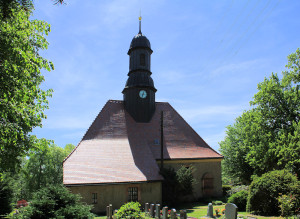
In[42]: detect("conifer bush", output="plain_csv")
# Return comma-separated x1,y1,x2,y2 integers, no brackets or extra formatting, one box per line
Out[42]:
160,165,196,205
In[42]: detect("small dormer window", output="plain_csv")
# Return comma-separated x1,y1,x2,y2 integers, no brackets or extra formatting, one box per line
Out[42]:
140,54,145,66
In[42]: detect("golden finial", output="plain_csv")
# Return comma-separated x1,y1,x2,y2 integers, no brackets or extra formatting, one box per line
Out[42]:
139,11,142,34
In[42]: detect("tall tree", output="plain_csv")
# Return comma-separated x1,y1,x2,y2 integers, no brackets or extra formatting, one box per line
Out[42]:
3,142,75,203
0,2,53,172
24,140,75,194
220,48,300,183
0,0,65,18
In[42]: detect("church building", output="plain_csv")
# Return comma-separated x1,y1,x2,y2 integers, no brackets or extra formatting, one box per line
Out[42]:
63,17,223,213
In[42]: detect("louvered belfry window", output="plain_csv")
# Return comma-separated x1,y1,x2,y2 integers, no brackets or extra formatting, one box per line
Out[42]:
128,187,138,202
140,54,145,66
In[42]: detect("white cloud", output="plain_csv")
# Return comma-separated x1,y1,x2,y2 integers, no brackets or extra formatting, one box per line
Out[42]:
210,58,267,78
178,104,247,122
43,114,95,130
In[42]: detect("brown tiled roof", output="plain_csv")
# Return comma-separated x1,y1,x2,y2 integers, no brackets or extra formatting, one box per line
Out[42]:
63,100,222,185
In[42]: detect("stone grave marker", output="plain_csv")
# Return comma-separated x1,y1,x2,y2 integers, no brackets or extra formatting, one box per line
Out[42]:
106,206,109,218
113,210,118,219
155,204,161,218
150,204,155,218
145,203,150,213
109,204,113,219
180,210,187,219
162,206,168,219
106,204,113,219
207,203,213,218
170,209,177,219
225,203,238,219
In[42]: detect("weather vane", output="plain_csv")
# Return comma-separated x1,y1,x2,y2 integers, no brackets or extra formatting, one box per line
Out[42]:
139,10,142,34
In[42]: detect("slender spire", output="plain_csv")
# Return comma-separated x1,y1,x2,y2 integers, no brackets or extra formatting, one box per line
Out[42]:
139,11,142,34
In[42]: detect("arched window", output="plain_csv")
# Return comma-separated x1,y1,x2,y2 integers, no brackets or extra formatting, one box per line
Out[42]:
140,53,145,66
202,173,214,197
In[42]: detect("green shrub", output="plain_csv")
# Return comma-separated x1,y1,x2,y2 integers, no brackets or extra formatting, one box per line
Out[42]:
161,165,196,205
247,170,300,216
14,185,93,219
222,185,232,197
176,165,196,196
228,190,248,211
115,202,143,219
278,194,298,217
212,200,223,205
227,185,249,196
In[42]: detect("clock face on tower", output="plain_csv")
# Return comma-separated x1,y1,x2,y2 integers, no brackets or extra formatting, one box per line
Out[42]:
139,90,147,98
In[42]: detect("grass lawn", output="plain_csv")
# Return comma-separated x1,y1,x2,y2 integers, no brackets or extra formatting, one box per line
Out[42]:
94,202,282,219
175,202,281,219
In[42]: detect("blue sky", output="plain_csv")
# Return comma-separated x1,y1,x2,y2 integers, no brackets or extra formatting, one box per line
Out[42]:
33,0,300,152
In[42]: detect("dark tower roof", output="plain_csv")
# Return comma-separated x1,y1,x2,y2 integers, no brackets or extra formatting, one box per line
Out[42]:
128,34,152,54
128,17,152,55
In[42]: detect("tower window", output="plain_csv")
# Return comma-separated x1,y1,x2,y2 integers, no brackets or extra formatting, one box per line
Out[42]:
128,187,138,202
130,55,133,68
140,54,145,66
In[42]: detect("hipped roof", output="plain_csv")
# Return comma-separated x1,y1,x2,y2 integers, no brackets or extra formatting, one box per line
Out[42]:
63,100,222,185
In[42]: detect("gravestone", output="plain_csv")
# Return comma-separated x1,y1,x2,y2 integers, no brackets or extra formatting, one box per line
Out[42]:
106,206,109,218
225,203,238,219
150,204,155,217
162,206,168,219
180,210,187,219
113,210,118,219
145,203,150,213
106,204,113,219
155,204,161,218
109,204,113,219
207,203,213,218
170,209,177,219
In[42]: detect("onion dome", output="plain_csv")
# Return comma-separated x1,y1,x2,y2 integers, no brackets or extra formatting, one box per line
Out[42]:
128,16,152,55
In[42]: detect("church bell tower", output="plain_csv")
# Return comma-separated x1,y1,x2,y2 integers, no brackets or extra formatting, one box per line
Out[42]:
122,17,156,123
